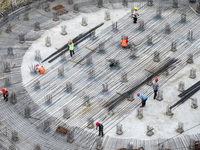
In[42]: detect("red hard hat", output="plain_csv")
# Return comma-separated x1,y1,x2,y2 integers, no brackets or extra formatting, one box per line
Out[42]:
36,64,39,67
96,122,99,126
137,93,140,96
155,78,158,81
2,88,5,93
126,36,128,38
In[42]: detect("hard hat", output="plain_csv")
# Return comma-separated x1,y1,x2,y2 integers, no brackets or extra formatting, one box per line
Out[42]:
68,40,72,43
137,93,140,96
126,36,128,38
96,122,99,126
135,7,138,10
155,78,158,81
36,64,39,67
1,89,4,92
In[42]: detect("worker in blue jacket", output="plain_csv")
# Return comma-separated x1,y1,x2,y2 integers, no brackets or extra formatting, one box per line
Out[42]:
137,93,148,107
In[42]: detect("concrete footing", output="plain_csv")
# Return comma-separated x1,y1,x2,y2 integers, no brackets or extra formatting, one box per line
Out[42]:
156,90,163,101
178,81,185,92
67,130,74,143
61,25,67,35
176,122,184,133
187,54,194,64
137,108,143,119
146,126,154,136
191,98,198,109
166,105,174,116
189,68,196,79
87,118,94,129
104,11,110,21
116,124,123,135
96,137,103,150
45,36,51,47
81,17,88,26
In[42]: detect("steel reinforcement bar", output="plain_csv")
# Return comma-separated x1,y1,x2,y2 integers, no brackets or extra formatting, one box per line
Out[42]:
178,80,200,97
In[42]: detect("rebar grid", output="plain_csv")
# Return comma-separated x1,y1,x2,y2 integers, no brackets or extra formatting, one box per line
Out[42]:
1,0,200,149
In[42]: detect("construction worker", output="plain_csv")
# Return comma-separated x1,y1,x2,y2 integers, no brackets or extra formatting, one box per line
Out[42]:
1,88,9,102
152,78,159,99
108,59,119,68
68,40,75,57
133,7,139,23
96,122,104,137
121,36,130,48
36,64,46,75
137,93,148,107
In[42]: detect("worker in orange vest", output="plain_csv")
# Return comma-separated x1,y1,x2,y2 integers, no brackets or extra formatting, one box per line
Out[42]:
36,64,46,74
121,36,130,48
1,88,9,102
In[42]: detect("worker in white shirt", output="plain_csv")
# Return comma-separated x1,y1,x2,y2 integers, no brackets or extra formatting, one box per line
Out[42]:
133,7,139,23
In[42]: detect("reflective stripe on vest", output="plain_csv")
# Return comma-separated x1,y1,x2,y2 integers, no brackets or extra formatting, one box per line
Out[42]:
69,43,74,51
121,39,128,47
39,67,46,74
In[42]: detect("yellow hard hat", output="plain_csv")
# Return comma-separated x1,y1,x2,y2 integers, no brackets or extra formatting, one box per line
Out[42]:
135,7,138,10
68,40,72,43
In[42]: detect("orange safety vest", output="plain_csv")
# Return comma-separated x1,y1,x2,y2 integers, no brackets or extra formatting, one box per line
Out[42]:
2,88,9,95
121,39,128,47
38,67,46,74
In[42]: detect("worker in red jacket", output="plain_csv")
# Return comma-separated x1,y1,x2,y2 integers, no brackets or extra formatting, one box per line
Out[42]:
1,88,9,102
96,122,104,137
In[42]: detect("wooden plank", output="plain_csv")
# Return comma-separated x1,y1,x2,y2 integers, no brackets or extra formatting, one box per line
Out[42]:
189,5,197,14
144,68,154,73
68,59,84,65
55,47,66,52
116,92,122,95
0,77,7,80
85,46,98,53
56,126,68,134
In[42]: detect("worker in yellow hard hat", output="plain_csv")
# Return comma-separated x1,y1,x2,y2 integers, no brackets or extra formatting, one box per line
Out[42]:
132,7,139,23
68,40,75,57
